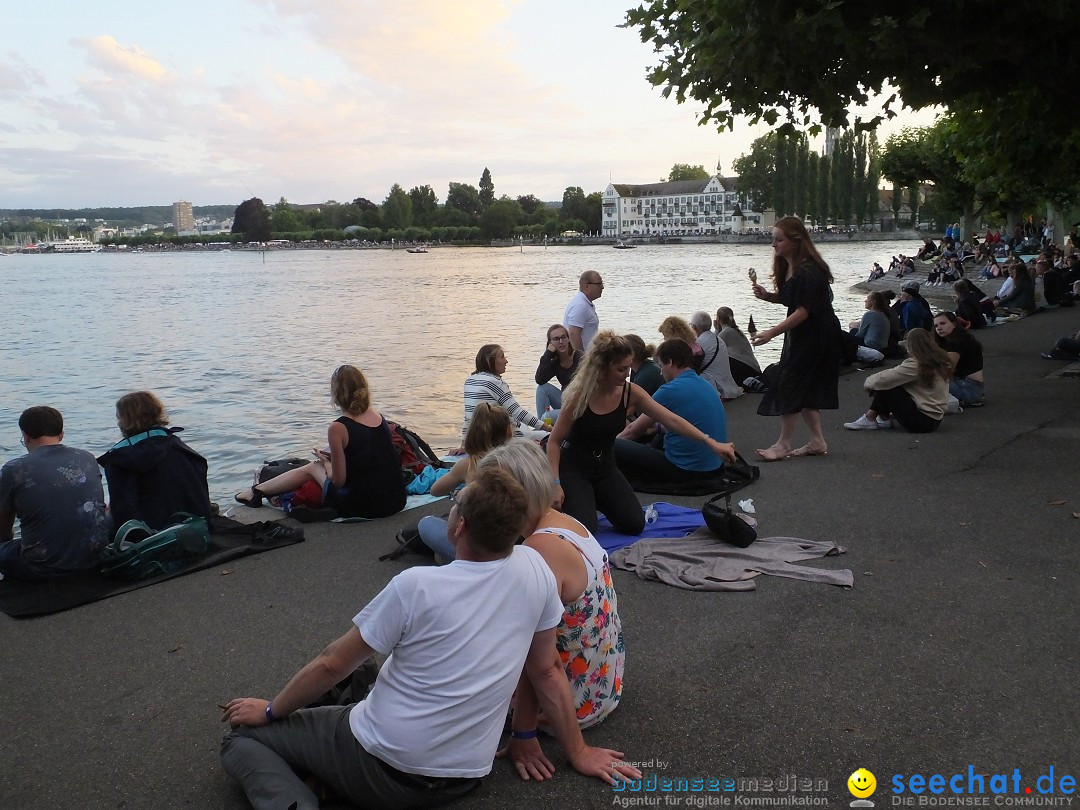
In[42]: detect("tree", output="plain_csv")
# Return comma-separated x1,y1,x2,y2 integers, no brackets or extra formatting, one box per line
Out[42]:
481,197,523,239
408,185,439,227
583,192,603,234
446,182,482,217
560,187,590,224
381,184,413,230
516,194,545,216
479,168,495,209
731,133,776,212
667,164,710,182
232,197,271,242
271,197,302,233
625,1,1078,134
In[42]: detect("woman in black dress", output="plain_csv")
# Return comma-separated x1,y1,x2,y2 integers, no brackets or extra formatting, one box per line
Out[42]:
750,216,842,460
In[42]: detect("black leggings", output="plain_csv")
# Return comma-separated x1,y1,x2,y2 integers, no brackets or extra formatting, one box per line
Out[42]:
871,387,941,434
729,358,759,385
560,447,645,535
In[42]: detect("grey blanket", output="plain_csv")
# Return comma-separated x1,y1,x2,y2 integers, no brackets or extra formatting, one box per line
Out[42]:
609,528,854,591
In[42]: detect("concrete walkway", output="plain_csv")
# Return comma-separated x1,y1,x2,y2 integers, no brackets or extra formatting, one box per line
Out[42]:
2,302,1078,809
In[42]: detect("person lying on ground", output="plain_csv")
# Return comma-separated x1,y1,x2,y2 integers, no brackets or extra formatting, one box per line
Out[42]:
98,391,212,531
0,406,111,580
1040,326,1080,362
934,312,986,407
844,329,952,434
234,365,406,522
418,403,513,560
614,338,735,474
479,439,625,734
220,467,641,809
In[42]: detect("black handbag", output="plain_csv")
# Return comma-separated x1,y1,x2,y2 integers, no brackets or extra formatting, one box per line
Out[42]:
702,492,757,548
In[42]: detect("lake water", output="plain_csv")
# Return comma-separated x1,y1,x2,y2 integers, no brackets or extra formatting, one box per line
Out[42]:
0,239,919,502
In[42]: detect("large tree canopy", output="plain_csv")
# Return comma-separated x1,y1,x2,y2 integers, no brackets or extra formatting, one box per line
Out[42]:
667,163,710,182
232,197,271,242
626,1,1078,133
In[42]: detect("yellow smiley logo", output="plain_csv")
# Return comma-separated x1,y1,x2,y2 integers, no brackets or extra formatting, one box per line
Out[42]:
848,768,877,798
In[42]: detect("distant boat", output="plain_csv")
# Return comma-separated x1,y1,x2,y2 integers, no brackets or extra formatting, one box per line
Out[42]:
40,237,100,253
406,246,429,254
613,241,636,249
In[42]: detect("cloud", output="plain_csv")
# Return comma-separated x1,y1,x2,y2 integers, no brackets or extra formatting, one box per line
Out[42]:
0,53,45,98
71,35,171,83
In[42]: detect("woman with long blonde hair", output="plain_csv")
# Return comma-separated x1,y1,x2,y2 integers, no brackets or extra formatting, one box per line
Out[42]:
844,328,952,433
234,365,406,521
549,332,735,534
750,216,842,459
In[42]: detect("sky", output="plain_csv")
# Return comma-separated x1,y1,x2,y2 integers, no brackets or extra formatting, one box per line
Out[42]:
0,1,938,210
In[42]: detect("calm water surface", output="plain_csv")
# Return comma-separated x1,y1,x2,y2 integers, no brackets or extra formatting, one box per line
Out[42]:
0,240,918,502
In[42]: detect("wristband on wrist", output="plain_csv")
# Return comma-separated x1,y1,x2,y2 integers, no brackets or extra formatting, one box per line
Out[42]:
265,702,276,722
511,729,538,740
554,478,561,485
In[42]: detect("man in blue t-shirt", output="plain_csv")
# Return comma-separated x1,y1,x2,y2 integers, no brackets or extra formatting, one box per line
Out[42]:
0,406,111,580
614,339,730,482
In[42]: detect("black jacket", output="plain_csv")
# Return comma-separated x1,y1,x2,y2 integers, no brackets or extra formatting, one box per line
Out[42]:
98,427,212,531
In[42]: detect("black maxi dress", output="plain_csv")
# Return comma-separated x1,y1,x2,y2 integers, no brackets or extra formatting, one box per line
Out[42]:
756,262,842,416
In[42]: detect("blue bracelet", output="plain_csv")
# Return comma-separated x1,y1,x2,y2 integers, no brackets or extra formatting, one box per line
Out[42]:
554,478,561,485
511,729,538,740
265,702,276,722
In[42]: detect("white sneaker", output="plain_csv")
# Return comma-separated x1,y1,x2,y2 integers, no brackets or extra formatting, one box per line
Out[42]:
875,416,893,429
844,414,878,430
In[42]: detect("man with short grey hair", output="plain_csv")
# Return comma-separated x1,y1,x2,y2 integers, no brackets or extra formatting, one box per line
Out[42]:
563,271,603,352
690,311,741,399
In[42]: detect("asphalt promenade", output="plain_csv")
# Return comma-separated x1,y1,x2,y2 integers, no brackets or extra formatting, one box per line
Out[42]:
2,285,1078,809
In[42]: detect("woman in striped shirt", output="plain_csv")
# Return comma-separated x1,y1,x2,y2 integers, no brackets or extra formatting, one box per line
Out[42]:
462,344,552,443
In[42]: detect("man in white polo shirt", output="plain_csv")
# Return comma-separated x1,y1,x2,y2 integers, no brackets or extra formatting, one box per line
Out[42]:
220,467,640,809
563,271,603,352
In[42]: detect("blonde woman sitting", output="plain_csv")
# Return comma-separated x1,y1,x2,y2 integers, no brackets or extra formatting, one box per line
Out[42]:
418,403,513,560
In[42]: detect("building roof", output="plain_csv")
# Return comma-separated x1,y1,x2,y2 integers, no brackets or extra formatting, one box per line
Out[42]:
610,176,742,198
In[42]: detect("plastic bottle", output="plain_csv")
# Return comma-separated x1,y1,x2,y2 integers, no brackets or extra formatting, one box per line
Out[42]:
543,406,554,427
644,503,659,524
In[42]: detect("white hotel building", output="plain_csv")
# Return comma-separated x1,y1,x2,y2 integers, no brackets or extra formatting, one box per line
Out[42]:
602,176,762,237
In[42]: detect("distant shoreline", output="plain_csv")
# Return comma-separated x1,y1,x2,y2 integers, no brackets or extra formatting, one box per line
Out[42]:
0,229,925,255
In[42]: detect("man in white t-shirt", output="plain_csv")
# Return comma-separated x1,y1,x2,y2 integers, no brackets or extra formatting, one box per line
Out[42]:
221,467,640,809
563,271,603,352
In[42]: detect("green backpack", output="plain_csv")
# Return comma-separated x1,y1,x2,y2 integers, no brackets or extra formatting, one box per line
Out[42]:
100,512,211,580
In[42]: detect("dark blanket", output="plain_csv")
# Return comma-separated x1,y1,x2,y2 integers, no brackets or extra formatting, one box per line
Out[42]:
0,516,304,618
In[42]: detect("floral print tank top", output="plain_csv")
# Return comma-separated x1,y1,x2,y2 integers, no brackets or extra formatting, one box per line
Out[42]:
535,526,624,728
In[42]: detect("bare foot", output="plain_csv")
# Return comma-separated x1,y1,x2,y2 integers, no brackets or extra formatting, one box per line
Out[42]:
755,445,791,462
787,443,828,458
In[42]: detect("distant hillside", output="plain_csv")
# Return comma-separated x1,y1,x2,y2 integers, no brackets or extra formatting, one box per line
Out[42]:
0,205,238,226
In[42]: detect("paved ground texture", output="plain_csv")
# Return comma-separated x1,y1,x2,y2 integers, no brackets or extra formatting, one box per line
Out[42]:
2,294,1078,809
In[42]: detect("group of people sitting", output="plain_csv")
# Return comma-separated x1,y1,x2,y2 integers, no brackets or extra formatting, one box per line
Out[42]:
1,394,213,581
451,314,753,538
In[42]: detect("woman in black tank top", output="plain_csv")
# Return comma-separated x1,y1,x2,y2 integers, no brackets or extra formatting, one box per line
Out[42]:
234,365,406,521
549,332,736,534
